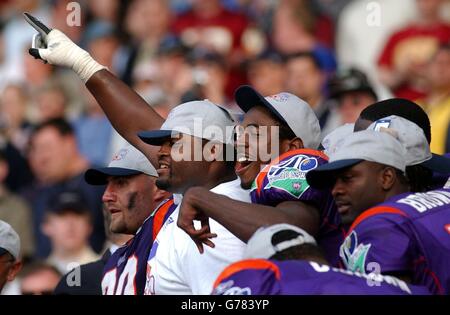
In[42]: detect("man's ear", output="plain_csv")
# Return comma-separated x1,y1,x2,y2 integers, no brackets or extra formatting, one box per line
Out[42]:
41,216,53,238
380,167,397,191
280,137,304,153
153,187,170,206
7,260,23,282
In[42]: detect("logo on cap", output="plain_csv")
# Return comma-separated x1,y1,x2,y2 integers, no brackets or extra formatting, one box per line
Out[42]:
112,149,129,161
268,93,289,102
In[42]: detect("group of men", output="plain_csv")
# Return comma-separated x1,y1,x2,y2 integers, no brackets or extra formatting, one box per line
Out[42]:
1,14,449,295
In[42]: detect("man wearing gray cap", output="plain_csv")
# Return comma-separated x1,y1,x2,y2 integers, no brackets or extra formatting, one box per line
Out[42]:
139,101,251,295
55,143,170,295
0,220,22,293
306,119,450,294
212,223,429,295
24,17,253,295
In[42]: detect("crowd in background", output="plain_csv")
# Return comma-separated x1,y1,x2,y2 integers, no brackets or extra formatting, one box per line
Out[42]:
1,0,450,294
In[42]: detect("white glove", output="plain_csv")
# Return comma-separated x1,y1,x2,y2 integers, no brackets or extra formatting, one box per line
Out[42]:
30,29,107,83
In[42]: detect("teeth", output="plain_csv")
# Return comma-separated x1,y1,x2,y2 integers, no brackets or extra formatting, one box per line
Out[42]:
160,165,169,169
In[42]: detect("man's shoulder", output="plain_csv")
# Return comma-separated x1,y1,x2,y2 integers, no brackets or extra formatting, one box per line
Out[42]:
211,178,250,202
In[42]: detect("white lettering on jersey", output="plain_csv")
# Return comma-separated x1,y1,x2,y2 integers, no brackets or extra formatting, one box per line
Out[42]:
102,255,138,295
397,191,450,213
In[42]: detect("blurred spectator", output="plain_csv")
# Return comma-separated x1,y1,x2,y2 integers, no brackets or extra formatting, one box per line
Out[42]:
21,118,105,259
181,48,229,106
337,0,416,99
245,49,286,96
123,0,173,86
85,22,120,72
19,261,61,295
0,0,50,83
42,191,99,275
271,0,336,73
0,152,34,260
0,220,22,294
22,46,54,91
173,0,249,57
328,68,378,124
312,0,352,22
0,138,33,194
155,36,194,107
73,90,114,167
85,0,120,25
419,44,450,154
172,0,251,96
285,52,340,136
377,0,450,100
35,81,68,123
0,83,33,154
54,206,132,295
50,0,85,46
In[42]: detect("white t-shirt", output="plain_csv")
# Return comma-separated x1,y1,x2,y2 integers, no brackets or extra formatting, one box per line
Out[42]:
144,178,250,295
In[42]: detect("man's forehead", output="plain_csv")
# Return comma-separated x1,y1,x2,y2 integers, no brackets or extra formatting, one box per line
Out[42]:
242,106,279,126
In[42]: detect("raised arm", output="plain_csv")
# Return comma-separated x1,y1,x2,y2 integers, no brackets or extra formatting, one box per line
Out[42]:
24,14,163,162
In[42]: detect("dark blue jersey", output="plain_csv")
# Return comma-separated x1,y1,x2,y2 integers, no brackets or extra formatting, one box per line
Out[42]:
101,197,176,295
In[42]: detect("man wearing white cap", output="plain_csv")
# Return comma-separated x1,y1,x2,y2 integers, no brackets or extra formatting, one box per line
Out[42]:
0,220,22,293
306,119,450,294
212,223,429,295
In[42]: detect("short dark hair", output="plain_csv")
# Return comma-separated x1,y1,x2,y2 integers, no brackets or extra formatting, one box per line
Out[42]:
358,98,431,143
32,118,74,137
19,261,61,280
285,51,323,70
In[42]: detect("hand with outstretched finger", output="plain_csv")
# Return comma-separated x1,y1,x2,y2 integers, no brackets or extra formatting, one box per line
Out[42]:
177,189,217,254
23,12,106,82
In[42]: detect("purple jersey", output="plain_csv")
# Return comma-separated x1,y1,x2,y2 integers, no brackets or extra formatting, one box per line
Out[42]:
250,149,344,266
101,197,176,295
212,259,430,295
340,188,450,294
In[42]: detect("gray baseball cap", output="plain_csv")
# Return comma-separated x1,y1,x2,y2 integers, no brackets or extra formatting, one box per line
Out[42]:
235,85,322,149
306,130,407,189
321,123,354,157
368,115,450,173
138,100,235,146
244,223,317,259
85,142,158,185
0,220,20,260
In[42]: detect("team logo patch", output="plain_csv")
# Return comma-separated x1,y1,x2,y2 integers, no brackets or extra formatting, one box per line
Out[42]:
268,93,290,102
112,148,128,161
339,231,371,274
445,224,450,235
264,155,318,199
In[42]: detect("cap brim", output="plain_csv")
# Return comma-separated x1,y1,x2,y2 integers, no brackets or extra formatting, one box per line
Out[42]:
306,159,363,189
0,247,10,257
234,85,288,125
85,167,141,185
420,153,450,174
138,130,175,146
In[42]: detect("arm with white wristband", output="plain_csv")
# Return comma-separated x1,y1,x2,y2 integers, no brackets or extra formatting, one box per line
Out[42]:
24,13,164,162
